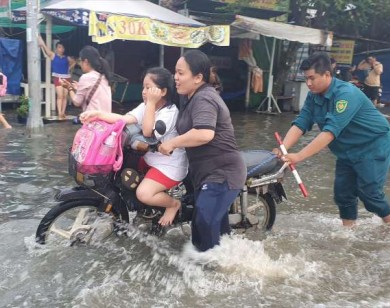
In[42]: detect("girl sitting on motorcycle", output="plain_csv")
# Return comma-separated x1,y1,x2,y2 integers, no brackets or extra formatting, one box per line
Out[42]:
80,67,188,226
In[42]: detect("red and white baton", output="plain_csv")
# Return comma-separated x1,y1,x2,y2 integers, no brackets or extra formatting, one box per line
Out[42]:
274,132,309,197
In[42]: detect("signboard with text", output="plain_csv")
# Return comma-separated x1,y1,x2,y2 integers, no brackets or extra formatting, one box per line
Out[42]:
330,39,355,64
89,12,230,48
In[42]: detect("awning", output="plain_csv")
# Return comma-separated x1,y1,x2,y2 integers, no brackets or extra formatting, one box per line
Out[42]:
39,0,204,27
11,0,203,26
12,0,230,47
232,15,333,47
1,0,73,33
231,15,333,113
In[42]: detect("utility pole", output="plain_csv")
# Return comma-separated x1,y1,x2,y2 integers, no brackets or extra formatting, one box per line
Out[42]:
26,0,43,131
158,0,164,67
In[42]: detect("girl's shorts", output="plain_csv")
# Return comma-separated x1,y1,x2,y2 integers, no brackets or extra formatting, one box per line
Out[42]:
138,157,180,189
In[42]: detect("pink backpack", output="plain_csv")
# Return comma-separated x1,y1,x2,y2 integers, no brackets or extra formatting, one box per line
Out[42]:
0,73,7,97
71,119,127,175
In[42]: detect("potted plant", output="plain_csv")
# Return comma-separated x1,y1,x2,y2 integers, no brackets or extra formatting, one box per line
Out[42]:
16,95,29,123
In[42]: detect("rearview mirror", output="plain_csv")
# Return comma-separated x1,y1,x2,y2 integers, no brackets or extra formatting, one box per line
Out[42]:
154,120,166,135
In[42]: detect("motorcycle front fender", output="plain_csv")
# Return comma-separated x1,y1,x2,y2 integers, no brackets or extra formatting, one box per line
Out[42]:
273,182,287,203
55,186,104,203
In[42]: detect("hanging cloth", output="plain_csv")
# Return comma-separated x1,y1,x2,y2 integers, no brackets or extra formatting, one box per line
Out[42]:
239,39,263,93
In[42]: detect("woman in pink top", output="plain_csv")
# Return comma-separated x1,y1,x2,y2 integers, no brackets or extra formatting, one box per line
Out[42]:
62,46,112,113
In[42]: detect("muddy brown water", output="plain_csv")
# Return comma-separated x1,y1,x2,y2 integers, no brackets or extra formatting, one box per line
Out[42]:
0,110,389,307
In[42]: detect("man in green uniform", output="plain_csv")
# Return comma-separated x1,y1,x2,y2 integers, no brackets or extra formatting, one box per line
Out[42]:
275,52,390,226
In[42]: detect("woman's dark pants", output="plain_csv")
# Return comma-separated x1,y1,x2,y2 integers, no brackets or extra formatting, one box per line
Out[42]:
191,182,240,252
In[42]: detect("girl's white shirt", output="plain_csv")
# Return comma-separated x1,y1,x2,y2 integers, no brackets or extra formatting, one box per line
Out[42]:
127,102,188,181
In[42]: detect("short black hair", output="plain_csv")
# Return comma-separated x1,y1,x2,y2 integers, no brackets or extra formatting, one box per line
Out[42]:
79,45,112,81
300,52,332,75
182,50,211,83
55,41,64,48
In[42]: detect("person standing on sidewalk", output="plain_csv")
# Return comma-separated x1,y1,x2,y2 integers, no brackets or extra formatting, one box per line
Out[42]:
357,55,384,108
38,36,71,119
274,52,390,227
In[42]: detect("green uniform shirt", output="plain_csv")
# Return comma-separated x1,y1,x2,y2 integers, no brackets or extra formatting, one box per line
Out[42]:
293,78,390,161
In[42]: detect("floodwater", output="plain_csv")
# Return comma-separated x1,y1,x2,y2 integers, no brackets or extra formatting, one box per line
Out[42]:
0,110,389,307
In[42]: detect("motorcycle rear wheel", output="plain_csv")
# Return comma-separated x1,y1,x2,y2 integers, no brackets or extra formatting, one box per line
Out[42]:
36,200,123,246
246,193,276,230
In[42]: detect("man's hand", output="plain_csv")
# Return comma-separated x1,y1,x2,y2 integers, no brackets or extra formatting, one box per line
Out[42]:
281,152,304,165
272,147,282,158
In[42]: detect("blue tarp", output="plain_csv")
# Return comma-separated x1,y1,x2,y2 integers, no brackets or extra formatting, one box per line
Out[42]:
0,37,23,95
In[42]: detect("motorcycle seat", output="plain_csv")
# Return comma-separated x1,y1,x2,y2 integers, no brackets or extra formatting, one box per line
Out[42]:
241,150,279,177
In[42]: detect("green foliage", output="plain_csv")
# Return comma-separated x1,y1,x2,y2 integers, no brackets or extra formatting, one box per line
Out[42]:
290,0,390,44
221,0,390,46
216,0,254,13
16,95,29,117
215,0,290,13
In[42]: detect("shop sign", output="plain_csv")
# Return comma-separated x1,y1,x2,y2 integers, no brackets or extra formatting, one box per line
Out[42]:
330,39,355,64
89,12,230,48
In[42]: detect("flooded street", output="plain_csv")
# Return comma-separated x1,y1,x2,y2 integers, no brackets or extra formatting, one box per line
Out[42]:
0,110,389,307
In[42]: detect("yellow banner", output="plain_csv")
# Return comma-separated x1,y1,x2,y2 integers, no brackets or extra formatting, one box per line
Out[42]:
89,12,230,48
330,39,355,64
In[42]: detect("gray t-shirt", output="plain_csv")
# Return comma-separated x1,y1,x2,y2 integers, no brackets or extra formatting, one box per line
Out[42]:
176,84,246,190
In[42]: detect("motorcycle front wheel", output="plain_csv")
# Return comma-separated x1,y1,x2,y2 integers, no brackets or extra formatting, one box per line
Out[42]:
36,200,122,246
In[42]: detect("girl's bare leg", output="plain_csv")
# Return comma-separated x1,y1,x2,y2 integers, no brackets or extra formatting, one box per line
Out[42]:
61,88,68,117
55,86,65,119
136,178,181,226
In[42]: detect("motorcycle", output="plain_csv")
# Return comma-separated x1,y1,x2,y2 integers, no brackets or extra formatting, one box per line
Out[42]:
35,121,288,246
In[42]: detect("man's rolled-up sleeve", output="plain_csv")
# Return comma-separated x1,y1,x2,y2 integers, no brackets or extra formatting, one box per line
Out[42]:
291,98,314,134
